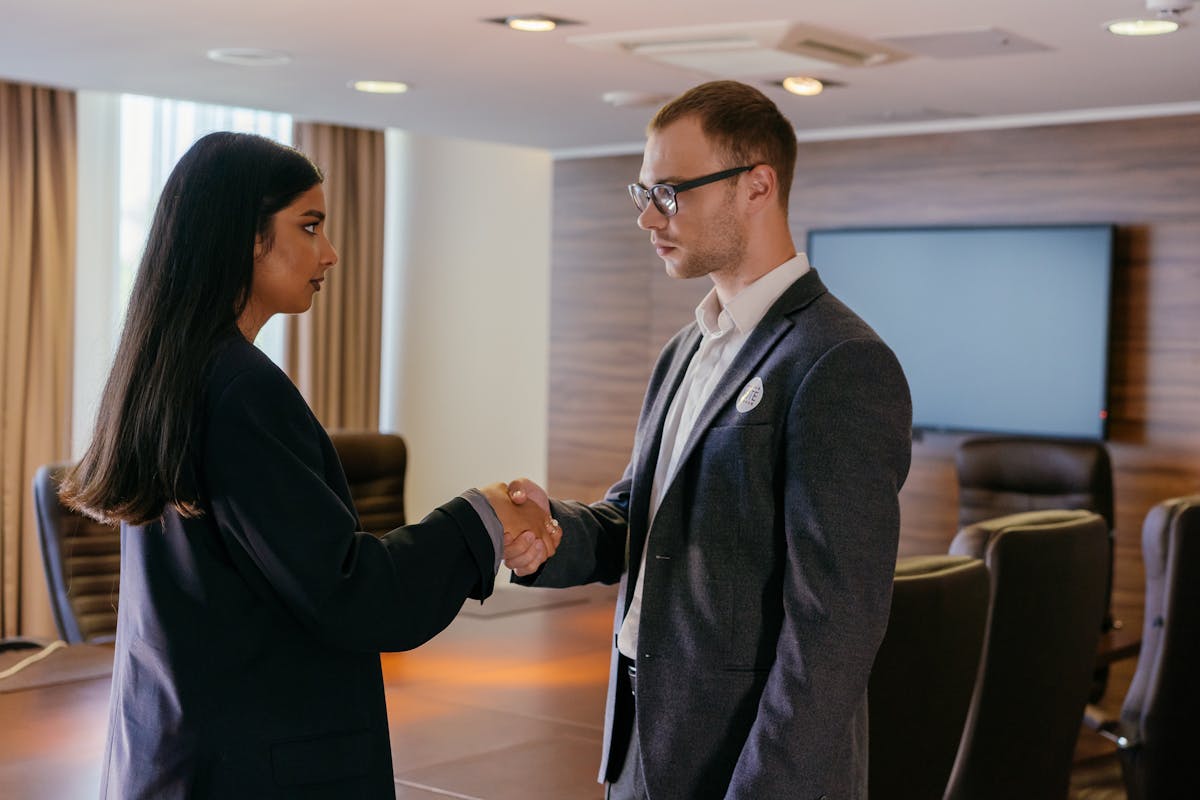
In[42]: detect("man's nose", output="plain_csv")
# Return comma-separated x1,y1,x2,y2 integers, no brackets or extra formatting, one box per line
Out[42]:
637,203,667,231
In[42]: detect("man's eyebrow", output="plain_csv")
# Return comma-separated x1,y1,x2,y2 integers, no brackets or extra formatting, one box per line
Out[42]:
638,176,682,186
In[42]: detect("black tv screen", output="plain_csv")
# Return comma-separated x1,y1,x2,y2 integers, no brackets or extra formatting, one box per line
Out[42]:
806,224,1114,440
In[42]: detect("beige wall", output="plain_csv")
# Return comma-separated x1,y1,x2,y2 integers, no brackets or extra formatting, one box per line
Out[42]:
381,130,551,520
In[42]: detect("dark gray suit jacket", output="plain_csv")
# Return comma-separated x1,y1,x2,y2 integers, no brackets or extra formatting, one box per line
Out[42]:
101,337,497,799
520,270,912,799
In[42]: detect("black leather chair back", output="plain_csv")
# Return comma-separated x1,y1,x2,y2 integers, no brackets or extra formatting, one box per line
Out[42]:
1118,495,1200,800
945,509,1109,800
327,431,407,537
32,463,120,644
868,555,989,800
956,436,1114,530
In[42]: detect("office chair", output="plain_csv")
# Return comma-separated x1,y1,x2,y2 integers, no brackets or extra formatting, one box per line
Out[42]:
944,509,1109,800
956,436,1114,530
33,463,120,644
1086,494,1200,800
868,555,990,800
327,431,407,537
957,435,1119,701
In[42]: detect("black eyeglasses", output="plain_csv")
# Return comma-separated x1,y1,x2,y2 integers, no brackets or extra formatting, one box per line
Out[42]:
628,165,754,217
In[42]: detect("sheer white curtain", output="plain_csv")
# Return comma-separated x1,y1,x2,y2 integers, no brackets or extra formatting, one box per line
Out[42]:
74,93,292,456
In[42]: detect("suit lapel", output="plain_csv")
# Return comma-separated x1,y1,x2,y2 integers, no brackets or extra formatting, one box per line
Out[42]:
625,326,701,602
668,316,793,481
658,271,828,509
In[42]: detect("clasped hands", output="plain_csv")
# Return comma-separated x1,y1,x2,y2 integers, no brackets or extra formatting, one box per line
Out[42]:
479,478,556,577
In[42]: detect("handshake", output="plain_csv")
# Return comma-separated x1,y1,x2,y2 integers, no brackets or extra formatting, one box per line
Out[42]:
480,478,559,577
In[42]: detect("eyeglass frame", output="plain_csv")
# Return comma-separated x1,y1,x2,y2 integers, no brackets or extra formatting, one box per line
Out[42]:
627,165,755,217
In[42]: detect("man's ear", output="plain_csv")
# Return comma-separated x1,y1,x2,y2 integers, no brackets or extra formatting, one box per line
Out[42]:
744,164,777,212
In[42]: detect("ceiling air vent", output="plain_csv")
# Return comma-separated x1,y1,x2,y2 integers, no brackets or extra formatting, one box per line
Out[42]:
568,21,910,78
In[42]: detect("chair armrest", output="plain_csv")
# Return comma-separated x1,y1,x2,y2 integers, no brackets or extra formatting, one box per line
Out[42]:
1083,704,1139,749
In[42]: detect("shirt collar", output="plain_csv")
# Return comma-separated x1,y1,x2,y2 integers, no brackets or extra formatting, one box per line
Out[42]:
694,253,811,339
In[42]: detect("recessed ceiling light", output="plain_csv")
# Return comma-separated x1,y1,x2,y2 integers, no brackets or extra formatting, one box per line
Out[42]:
508,15,556,32
206,48,292,67
1106,17,1182,34
485,14,581,32
349,80,409,95
781,76,825,97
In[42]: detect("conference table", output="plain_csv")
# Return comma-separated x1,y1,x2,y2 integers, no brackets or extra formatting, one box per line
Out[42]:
0,642,112,798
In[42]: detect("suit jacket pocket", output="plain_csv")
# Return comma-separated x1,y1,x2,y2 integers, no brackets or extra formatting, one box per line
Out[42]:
271,728,372,787
694,424,775,531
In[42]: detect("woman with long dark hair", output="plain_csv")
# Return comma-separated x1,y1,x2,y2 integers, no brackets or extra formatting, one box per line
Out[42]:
61,131,555,798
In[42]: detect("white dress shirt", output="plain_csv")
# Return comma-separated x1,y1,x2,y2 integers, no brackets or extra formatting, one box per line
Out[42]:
617,254,811,659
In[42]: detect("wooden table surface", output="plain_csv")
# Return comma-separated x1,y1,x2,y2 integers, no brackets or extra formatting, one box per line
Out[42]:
0,643,113,799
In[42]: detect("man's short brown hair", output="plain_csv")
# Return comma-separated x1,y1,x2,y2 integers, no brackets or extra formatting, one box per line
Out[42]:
649,80,798,210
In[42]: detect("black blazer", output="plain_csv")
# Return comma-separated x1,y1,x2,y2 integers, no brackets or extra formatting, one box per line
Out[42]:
101,337,496,799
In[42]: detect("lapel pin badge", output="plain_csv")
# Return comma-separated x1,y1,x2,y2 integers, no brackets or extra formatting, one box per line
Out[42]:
736,377,764,413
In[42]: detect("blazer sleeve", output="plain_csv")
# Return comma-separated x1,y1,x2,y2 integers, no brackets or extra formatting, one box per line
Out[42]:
726,337,912,799
203,362,496,653
512,463,633,588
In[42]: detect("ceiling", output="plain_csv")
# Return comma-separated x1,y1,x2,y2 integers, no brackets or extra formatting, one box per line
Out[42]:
2,0,1197,155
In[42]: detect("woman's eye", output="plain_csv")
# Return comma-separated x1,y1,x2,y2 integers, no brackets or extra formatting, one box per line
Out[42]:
303,222,318,234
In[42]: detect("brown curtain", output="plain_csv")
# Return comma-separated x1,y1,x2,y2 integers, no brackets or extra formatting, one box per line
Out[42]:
287,123,385,430
0,81,76,637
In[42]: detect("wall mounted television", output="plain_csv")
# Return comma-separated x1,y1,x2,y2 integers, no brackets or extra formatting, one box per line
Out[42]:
806,224,1115,440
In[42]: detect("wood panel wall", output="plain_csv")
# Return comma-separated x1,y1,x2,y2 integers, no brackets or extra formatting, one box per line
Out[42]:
548,114,1200,633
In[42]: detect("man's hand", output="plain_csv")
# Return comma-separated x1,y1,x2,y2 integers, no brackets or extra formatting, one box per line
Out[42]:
502,477,560,576
507,477,550,515
479,482,559,576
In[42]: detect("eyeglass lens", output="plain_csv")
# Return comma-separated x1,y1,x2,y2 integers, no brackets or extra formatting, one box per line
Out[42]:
628,184,678,216
629,184,675,216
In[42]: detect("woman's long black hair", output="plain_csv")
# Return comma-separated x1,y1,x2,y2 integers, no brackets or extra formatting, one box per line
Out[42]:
61,132,322,525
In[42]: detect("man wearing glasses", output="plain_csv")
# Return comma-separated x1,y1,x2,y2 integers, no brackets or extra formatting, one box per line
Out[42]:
505,80,912,800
